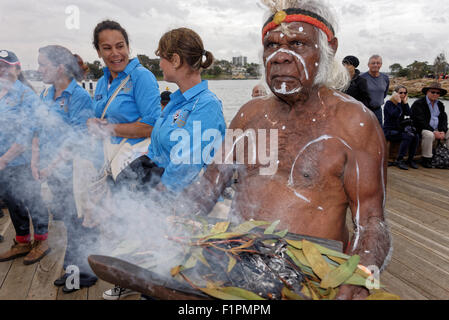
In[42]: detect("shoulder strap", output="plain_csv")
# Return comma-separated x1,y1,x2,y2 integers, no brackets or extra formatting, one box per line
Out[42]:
101,75,130,120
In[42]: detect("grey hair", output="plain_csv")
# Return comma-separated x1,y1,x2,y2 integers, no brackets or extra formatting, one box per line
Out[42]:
369,54,383,63
261,0,350,91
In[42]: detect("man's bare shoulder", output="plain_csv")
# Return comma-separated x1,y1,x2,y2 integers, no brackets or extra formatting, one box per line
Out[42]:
229,94,278,129
324,89,383,146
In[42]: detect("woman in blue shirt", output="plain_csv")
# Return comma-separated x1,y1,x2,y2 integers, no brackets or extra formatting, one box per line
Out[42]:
102,28,226,300
86,20,161,190
33,45,98,293
0,50,50,266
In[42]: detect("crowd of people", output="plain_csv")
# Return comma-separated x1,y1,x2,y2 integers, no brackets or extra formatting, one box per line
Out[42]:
0,0,447,301
0,20,225,298
342,54,449,170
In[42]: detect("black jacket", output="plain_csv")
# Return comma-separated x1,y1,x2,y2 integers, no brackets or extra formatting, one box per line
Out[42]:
411,97,448,133
344,69,371,108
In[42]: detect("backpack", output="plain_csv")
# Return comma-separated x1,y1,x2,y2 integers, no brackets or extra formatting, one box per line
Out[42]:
431,142,449,169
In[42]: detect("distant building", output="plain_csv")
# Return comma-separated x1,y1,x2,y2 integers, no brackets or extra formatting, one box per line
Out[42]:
232,56,248,67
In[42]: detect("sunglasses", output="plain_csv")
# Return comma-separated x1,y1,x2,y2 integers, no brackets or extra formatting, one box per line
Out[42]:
398,92,407,95
430,91,441,95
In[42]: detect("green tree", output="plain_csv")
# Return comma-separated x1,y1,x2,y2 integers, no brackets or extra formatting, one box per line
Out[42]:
389,63,403,77
245,63,261,77
137,54,163,78
433,53,449,76
406,60,432,79
86,60,103,80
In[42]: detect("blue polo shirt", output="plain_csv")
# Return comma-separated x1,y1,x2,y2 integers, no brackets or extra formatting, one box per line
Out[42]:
148,80,226,193
0,80,39,167
93,58,161,145
37,78,95,169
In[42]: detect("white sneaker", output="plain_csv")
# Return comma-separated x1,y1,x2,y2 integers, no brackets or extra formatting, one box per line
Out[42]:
103,285,138,300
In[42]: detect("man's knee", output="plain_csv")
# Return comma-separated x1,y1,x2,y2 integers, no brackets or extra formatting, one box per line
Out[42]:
421,130,435,143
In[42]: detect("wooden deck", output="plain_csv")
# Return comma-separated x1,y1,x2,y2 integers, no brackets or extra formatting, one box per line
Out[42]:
0,166,448,300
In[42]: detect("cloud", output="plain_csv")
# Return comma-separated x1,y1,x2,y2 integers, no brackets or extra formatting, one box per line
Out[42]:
1,0,448,74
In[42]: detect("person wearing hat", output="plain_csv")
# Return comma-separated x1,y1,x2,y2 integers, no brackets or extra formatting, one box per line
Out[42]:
160,88,172,110
0,50,51,265
342,55,371,108
411,82,449,168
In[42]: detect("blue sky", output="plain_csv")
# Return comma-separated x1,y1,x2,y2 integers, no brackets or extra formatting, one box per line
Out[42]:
1,0,448,73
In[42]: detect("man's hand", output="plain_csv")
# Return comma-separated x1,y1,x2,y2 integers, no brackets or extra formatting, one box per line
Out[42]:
335,284,369,300
87,118,112,138
434,131,445,140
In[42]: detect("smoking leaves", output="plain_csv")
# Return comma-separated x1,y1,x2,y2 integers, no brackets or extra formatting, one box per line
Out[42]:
169,220,401,300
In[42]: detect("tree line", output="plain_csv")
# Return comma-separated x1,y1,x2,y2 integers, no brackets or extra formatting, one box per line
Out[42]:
389,53,449,79
85,55,262,80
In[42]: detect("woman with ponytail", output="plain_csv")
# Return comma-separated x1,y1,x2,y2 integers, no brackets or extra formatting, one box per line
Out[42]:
102,28,226,300
33,45,98,293
143,27,226,193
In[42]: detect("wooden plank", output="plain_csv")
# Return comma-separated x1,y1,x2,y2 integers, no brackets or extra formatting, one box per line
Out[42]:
392,232,449,279
87,279,113,300
0,219,15,290
387,188,449,220
389,235,449,291
388,170,449,196
387,178,449,212
26,220,67,300
388,219,449,261
0,256,38,300
385,258,449,300
380,271,428,300
386,208,449,250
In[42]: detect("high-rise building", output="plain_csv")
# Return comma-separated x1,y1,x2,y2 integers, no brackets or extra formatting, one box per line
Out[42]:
232,56,248,66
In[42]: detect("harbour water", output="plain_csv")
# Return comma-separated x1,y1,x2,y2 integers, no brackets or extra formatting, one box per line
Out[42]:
30,79,418,125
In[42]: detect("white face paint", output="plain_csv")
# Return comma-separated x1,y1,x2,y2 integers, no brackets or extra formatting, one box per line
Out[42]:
299,27,304,32
265,48,309,80
315,44,318,49
315,62,319,67
360,123,365,127
241,113,244,117
282,126,286,130
280,33,284,38
273,82,302,95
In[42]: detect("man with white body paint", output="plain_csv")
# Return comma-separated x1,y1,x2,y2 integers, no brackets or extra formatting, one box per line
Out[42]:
180,0,391,300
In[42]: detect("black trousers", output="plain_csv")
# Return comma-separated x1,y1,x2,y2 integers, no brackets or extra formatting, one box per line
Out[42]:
0,165,49,240
47,175,98,282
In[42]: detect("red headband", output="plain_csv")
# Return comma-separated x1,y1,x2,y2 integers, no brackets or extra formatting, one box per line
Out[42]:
262,10,335,43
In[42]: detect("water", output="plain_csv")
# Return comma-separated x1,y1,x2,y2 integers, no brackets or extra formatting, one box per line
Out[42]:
31,79,262,125
30,80,420,125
